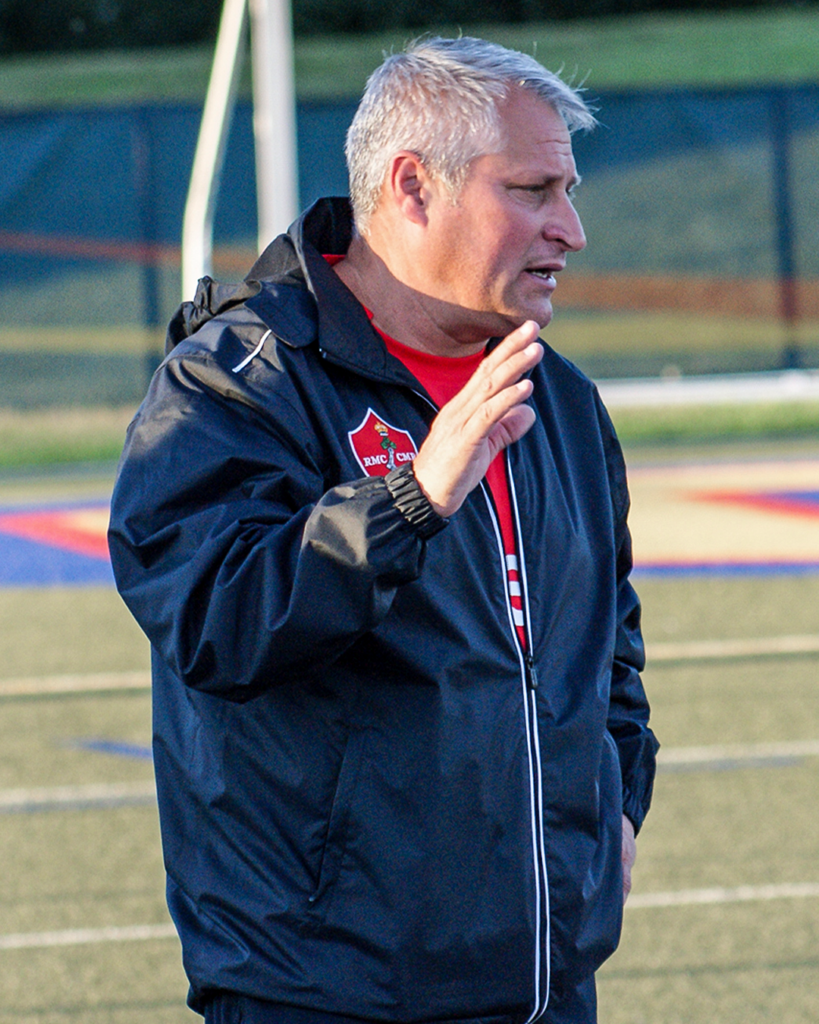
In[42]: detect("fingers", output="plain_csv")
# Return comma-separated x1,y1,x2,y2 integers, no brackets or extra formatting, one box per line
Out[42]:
490,401,537,453
484,319,543,373
438,323,543,453
449,321,543,422
411,321,544,518
622,862,633,904
622,815,637,904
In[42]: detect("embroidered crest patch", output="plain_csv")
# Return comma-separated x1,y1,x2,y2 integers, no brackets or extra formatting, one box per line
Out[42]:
348,409,419,478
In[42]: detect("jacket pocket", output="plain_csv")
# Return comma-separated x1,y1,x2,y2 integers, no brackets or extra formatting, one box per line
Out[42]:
305,726,366,919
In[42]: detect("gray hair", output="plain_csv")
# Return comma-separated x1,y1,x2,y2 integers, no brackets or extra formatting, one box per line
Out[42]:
345,35,597,235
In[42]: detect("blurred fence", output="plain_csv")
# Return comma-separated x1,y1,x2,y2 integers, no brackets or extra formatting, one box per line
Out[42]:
0,84,817,407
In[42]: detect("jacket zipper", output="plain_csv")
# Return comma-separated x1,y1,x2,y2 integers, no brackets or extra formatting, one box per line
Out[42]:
525,651,539,690
388,386,551,1017
481,467,551,1022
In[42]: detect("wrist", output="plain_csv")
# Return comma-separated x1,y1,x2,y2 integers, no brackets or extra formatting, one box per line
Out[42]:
385,464,449,540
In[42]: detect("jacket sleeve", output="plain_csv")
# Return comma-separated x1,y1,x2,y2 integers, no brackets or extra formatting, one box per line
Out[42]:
596,392,660,834
108,344,433,701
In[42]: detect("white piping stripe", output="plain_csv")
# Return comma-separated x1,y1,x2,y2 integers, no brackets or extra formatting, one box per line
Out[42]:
513,608,525,626
232,329,272,373
520,686,543,1024
526,686,550,1023
479,484,546,1021
508,580,521,597
0,923,177,951
505,553,519,571
507,467,550,1021
628,882,819,910
507,469,534,659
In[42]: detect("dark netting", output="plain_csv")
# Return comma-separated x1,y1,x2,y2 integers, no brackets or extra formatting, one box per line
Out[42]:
0,86,817,406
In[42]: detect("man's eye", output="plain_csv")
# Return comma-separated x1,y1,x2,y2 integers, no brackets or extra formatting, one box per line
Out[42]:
514,185,545,200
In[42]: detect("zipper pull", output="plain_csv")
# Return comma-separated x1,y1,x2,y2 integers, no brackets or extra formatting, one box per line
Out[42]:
525,652,538,690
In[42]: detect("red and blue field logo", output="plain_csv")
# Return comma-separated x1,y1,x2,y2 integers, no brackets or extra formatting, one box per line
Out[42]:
2,456,819,584
626,458,819,575
0,499,112,585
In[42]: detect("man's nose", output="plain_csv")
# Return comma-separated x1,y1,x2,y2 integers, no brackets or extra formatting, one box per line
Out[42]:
545,198,586,253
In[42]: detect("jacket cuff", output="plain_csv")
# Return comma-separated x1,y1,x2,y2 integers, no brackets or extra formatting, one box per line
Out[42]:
622,785,650,836
385,464,449,540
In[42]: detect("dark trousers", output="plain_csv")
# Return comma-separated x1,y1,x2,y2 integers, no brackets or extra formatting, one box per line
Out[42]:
203,977,596,1024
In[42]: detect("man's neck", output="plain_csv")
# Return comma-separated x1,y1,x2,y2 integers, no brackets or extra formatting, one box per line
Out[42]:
333,234,490,359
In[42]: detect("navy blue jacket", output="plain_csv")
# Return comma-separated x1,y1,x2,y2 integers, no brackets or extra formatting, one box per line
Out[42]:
108,198,658,1022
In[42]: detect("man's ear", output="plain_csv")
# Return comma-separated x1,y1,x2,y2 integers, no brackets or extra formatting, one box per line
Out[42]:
387,152,435,226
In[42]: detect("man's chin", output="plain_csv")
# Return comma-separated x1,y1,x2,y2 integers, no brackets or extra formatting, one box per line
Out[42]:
508,303,553,333
502,293,554,331
453,302,552,342
530,299,554,329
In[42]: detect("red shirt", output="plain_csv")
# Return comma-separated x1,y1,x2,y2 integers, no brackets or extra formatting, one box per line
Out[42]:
378,331,528,651
323,255,527,649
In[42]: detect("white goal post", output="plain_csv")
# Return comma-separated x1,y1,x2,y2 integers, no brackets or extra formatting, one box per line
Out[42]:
181,0,298,300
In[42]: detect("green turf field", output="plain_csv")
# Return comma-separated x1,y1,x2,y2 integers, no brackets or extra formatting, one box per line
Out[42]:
599,572,819,1023
1,451,818,1022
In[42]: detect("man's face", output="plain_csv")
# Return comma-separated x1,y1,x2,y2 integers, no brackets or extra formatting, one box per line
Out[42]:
421,88,586,341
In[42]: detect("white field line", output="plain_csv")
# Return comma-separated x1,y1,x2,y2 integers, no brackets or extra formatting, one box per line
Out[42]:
598,368,819,408
4,633,815,698
649,634,819,663
0,780,156,811
3,739,811,813
2,741,814,814
628,882,819,910
0,923,177,951
2,884,818,951
0,670,150,698
659,738,819,767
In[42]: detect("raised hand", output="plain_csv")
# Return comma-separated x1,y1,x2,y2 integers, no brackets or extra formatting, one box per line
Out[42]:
412,320,544,518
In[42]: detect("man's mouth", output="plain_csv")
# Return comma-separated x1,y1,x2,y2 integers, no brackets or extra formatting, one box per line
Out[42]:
525,268,557,283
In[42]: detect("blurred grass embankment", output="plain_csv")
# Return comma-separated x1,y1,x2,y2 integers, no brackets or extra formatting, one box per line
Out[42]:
610,400,819,449
2,7,819,470
2,7,819,108
0,408,135,471
3,400,819,473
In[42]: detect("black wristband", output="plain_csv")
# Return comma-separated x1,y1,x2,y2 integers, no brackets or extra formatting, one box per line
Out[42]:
385,464,449,540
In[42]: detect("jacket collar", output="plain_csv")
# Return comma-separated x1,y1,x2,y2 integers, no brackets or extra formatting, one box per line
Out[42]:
246,198,419,390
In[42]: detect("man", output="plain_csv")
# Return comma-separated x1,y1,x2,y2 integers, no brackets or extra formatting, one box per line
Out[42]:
109,36,658,1024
